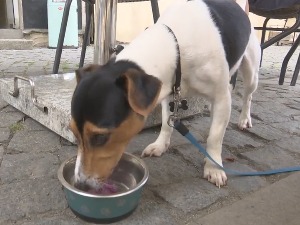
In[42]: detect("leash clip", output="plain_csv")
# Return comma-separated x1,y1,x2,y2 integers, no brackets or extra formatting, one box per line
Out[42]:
169,87,188,113
168,87,188,127
167,115,177,127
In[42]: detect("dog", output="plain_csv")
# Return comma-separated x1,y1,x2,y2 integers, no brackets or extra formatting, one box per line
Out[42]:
70,0,261,189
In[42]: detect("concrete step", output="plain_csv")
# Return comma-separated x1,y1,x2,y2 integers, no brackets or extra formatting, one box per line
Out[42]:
187,172,300,225
0,29,23,39
0,39,33,50
0,73,205,144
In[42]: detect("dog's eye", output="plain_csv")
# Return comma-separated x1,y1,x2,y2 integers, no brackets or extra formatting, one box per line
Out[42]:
90,133,109,146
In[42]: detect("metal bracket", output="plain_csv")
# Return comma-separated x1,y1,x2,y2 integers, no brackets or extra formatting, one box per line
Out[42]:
110,45,124,55
9,76,48,114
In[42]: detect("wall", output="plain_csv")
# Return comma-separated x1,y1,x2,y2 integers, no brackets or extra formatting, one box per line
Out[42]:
116,0,296,43
116,0,174,42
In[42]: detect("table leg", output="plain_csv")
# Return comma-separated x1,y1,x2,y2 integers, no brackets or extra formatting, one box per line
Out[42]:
93,0,118,65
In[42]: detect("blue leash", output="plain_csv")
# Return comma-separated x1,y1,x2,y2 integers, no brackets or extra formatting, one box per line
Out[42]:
174,120,300,176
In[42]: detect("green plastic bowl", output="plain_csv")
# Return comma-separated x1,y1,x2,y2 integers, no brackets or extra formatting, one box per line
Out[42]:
57,153,149,223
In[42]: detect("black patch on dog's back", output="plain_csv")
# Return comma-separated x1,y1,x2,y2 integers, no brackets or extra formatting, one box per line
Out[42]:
202,0,251,69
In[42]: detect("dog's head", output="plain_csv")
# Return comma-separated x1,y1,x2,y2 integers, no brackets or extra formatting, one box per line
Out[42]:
70,62,162,190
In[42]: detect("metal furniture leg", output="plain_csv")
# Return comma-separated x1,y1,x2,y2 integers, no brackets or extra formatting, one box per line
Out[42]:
260,17,270,66
279,34,300,85
94,0,118,65
150,0,160,22
290,52,300,86
262,14,300,50
79,2,93,68
52,0,73,74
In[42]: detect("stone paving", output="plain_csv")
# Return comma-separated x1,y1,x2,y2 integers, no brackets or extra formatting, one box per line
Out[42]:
0,45,299,225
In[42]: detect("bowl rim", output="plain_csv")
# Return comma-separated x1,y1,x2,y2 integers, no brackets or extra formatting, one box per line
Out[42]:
57,152,149,198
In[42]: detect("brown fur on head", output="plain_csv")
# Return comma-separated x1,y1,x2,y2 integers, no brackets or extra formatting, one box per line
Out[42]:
70,62,162,189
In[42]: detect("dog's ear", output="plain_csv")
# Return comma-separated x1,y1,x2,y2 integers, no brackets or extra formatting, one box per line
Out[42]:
75,64,101,84
116,69,162,117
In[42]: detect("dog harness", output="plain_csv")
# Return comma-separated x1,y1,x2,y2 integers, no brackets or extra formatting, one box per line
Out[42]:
163,25,188,126
163,24,300,177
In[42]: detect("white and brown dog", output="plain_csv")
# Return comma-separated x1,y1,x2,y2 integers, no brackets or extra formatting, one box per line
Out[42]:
70,0,261,189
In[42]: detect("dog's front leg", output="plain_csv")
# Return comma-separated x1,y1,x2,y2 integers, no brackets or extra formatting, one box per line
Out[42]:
142,97,173,157
204,91,231,187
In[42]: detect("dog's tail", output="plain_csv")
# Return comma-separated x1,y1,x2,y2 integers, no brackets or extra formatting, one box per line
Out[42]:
235,0,249,14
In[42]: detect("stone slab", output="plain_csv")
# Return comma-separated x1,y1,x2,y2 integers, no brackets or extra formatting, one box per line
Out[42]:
250,102,291,123
187,172,300,225
0,97,8,109
0,127,10,142
114,189,184,225
274,136,300,154
153,178,229,214
225,161,268,194
172,144,206,173
142,152,200,186
23,117,49,131
270,120,300,135
0,145,4,163
7,129,60,154
0,152,59,183
20,215,83,225
245,123,290,141
223,129,264,149
0,178,67,222
0,73,205,144
0,109,25,128
242,145,300,170
57,145,77,164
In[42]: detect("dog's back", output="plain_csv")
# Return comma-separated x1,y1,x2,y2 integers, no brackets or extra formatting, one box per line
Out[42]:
157,0,251,71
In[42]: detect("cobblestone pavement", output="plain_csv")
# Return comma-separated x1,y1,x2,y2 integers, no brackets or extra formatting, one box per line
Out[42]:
0,45,299,225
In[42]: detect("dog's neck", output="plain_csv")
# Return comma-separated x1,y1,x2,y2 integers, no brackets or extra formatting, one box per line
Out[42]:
116,24,179,104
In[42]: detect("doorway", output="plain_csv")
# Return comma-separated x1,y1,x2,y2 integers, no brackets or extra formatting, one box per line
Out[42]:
0,0,16,29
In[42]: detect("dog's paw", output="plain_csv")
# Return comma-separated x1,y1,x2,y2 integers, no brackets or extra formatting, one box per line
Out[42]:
141,142,169,157
203,160,227,188
238,115,252,130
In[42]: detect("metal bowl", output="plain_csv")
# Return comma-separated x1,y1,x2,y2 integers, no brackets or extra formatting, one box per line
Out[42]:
57,152,149,223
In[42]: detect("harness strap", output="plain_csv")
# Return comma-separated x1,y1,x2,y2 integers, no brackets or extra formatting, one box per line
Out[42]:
163,25,182,91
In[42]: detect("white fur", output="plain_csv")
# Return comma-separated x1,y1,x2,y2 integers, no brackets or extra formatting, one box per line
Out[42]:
116,0,260,187
74,150,105,189
74,150,83,183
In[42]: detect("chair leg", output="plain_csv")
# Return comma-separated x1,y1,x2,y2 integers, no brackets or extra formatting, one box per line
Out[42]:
279,34,300,85
260,17,270,66
150,0,160,23
262,14,300,50
290,52,300,86
52,0,73,74
79,2,93,68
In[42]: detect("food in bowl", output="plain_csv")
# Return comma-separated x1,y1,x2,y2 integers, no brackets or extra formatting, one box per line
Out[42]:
86,181,118,195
